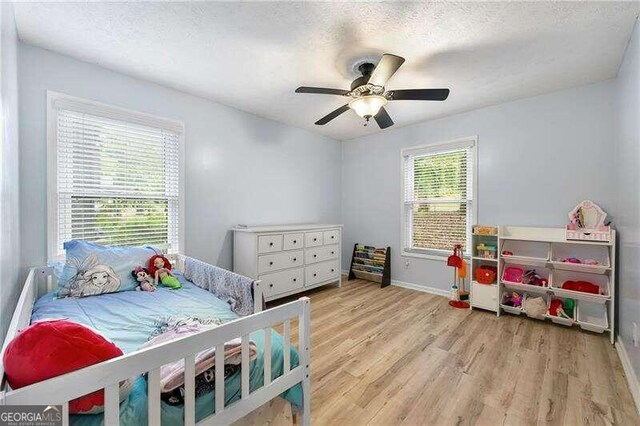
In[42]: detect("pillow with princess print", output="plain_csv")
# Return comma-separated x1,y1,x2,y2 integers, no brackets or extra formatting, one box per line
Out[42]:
58,240,158,298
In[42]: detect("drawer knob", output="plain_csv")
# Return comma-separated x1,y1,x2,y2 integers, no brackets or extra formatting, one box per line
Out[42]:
331,251,334,255
269,242,273,246
313,238,317,241
293,257,297,262
313,254,317,258
293,240,297,244
269,261,274,266
331,269,335,272
269,284,274,288
313,273,317,277
331,236,335,239
293,278,297,282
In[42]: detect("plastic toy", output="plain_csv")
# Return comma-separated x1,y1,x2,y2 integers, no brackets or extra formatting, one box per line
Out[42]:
562,257,582,264
447,245,469,309
502,250,514,256
476,266,497,284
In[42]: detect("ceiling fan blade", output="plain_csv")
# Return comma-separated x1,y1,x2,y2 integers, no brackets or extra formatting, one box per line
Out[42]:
315,104,350,125
374,107,394,129
367,54,406,87
296,86,349,96
387,88,450,101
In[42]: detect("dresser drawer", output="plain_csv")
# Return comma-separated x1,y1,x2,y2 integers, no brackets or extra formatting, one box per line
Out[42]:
258,234,283,254
305,260,340,286
323,229,340,245
283,233,303,251
472,281,499,311
305,231,323,247
305,245,339,264
259,268,304,298
258,250,303,274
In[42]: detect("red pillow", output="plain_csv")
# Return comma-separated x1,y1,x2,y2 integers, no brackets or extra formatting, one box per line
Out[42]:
3,319,130,414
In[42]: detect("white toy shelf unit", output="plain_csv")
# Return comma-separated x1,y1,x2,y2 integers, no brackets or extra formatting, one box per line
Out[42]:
470,201,616,344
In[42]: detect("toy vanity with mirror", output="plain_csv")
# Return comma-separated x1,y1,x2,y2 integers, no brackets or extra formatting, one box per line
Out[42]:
566,200,611,242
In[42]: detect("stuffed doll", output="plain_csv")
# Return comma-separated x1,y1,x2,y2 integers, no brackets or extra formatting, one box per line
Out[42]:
131,266,155,292
147,255,181,289
503,292,523,308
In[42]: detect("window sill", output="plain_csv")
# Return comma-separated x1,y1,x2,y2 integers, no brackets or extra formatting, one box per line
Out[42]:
402,249,471,262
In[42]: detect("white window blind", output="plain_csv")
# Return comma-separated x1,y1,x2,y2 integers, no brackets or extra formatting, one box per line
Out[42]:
402,139,476,256
53,103,181,256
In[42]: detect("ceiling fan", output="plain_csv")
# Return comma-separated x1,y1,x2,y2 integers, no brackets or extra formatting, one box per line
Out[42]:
295,53,450,129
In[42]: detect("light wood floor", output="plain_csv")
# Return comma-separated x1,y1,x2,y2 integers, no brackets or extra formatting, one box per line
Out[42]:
271,277,639,425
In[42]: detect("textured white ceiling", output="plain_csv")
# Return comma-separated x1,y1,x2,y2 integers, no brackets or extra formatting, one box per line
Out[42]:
13,1,640,140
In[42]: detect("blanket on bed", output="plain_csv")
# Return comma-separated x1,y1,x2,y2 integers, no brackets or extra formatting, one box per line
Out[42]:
183,257,255,316
138,320,258,393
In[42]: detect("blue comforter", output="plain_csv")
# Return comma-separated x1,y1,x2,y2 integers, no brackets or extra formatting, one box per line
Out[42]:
31,272,302,425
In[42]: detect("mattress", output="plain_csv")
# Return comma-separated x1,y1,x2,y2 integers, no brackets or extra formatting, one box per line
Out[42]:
30,272,302,425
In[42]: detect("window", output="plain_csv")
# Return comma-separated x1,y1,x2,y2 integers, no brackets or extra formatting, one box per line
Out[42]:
48,92,183,259
401,137,477,258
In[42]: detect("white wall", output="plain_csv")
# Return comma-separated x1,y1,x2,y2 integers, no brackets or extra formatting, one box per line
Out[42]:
0,2,20,342
342,80,616,291
18,44,342,272
615,18,640,383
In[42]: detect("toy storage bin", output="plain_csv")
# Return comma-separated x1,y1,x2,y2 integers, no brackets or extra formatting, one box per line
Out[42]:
577,301,608,333
500,291,523,315
501,240,549,264
546,297,576,326
522,293,549,320
501,263,551,294
550,243,610,274
551,270,610,303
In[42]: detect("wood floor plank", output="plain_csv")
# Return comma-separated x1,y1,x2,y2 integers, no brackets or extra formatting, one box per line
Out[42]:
269,277,638,425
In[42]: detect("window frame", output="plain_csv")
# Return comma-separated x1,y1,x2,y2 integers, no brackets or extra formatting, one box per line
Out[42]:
46,91,185,261
400,136,478,261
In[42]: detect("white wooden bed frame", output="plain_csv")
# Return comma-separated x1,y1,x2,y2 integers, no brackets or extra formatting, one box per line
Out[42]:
0,254,311,426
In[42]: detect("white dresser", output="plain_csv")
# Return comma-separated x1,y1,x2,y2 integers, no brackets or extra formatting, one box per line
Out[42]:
233,224,342,301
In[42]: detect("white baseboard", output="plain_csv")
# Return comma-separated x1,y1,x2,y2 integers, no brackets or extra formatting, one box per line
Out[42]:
391,279,450,298
341,270,449,298
616,337,640,415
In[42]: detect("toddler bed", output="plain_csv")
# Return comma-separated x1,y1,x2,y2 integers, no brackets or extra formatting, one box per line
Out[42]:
0,255,311,426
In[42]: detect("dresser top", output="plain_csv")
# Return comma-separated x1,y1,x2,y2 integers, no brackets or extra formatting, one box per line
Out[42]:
233,223,343,233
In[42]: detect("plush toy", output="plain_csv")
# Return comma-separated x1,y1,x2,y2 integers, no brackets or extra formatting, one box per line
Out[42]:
522,269,548,287
2,319,133,414
131,266,155,292
562,280,600,294
549,299,572,319
523,296,546,318
503,292,523,308
148,255,181,289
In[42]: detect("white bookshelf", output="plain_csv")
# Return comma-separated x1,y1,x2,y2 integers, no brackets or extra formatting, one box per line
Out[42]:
495,226,616,344
470,229,501,315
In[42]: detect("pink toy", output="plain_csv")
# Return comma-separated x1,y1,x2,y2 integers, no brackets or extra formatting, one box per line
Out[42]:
563,257,582,264
503,292,523,307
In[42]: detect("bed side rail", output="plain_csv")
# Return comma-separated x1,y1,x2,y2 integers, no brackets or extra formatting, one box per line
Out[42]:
168,253,265,314
1,296,311,426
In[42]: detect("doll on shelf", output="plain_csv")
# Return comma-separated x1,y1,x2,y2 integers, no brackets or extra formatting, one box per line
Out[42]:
148,255,182,289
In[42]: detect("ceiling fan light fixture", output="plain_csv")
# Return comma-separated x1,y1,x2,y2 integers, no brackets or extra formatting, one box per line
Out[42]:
349,95,387,118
